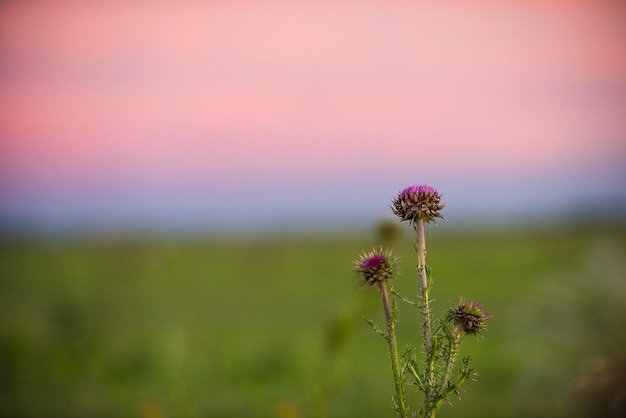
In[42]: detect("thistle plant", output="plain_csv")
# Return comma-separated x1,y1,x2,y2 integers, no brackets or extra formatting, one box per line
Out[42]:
353,184,489,418
353,248,409,416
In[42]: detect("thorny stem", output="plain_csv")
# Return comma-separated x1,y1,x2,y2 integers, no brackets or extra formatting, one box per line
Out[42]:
441,329,462,395
377,281,409,418
415,218,435,417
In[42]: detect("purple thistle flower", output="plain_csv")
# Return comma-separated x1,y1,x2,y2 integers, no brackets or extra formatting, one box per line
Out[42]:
402,185,437,196
353,247,398,286
361,253,386,271
392,184,445,224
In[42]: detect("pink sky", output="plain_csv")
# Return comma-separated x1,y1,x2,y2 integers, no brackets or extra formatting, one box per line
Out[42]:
1,1,625,230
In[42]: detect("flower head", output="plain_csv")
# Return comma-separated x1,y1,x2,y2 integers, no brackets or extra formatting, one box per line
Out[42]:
353,247,398,286
448,299,489,336
392,184,445,224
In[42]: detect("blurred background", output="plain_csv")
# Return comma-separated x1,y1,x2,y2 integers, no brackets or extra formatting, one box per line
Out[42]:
1,1,625,417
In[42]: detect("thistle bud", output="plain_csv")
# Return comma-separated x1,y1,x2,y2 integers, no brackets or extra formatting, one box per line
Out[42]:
392,184,445,224
449,299,489,336
353,248,398,286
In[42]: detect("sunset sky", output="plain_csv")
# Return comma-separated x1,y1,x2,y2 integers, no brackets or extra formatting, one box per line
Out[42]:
1,1,625,234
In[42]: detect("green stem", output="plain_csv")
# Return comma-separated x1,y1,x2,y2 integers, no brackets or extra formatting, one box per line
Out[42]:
415,218,432,352
415,218,436,417
377,281,409,418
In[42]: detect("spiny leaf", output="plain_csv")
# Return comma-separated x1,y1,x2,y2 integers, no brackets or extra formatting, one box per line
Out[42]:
364,317,388,340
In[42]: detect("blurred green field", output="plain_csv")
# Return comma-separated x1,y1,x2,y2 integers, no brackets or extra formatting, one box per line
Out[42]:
1,225,625,417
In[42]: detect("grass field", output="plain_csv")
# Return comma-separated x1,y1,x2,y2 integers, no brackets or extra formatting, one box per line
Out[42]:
1,224,625,417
